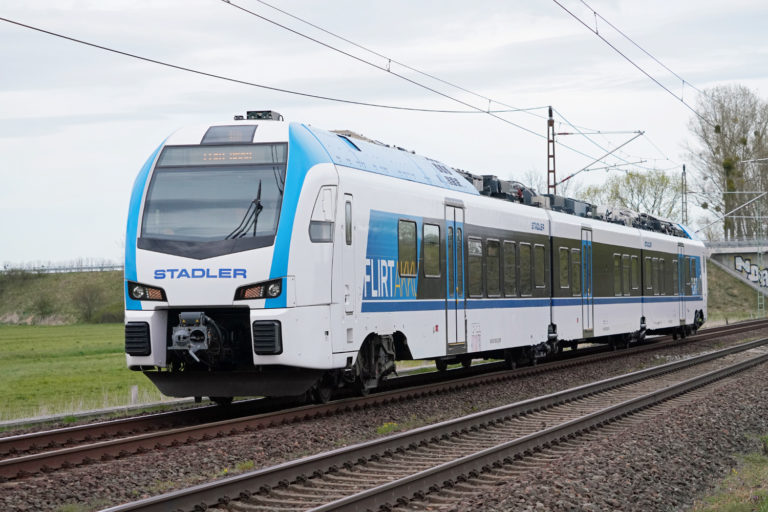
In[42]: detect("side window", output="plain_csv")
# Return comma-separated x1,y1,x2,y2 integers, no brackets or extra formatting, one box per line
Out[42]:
534,244,546,289
520,243,532,296
447,226,454,294
631,255,640,291
645,257,653,292
652,257,660,295
345,201,352,245
684,256,692,295
690,258,697,293
487,240,501,296
571,248,581,296
613,254,622,296
559,247,570,289
468,237,483,297
503,241,517,297
423,224,440,278
456,228,464,296
621,255,630,296
398,220,417,277
659,258,666,295
672,258,679,295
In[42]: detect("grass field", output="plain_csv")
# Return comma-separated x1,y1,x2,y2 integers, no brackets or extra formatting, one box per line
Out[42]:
0,324,168,421
692,437,768,511
706,262,762,325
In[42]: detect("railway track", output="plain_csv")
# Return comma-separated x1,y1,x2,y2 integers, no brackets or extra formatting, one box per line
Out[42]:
102,336,768,512
0,318,764,481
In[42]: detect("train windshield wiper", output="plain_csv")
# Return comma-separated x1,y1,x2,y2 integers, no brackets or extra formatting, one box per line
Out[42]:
226,180,263,239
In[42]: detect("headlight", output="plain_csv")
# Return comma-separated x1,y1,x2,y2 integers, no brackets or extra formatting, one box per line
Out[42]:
127,281,166,301
234,279,282,300
267,282,281,297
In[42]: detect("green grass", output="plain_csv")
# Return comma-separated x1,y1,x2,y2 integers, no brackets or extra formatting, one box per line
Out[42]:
707,260,764,325
0,324,168,421
0,269,123,324
692,439,768,512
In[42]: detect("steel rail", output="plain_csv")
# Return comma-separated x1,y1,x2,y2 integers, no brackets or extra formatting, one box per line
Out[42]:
321,343,768,512
1,319,763,478
99,337,768,512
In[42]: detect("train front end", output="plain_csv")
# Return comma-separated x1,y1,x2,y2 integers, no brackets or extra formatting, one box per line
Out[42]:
124,113,337,400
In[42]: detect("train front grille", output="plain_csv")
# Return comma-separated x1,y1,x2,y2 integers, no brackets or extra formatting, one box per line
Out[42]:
125,322,151,356
252,320,282,355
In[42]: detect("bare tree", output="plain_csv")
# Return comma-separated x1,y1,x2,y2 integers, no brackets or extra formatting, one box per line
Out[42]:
687,85,768,239
577,169,682,219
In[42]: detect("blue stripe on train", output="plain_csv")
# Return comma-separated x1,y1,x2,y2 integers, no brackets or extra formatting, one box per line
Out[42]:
361,295,704,313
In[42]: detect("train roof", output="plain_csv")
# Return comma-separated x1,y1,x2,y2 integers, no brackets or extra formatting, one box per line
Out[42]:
162,115,696,241
302,125,480,196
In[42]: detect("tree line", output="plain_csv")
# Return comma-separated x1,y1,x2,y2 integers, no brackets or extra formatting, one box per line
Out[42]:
546,85,768,241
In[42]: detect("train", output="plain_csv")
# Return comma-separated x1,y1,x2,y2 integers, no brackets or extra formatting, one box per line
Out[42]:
124,111,707,403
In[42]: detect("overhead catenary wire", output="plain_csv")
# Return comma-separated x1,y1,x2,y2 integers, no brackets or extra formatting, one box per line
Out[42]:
221,0,652,167
0,15,541,115
551,0,714,129
579,0,702,96
218,0,555,141
4,11,650,171
249,0,550,123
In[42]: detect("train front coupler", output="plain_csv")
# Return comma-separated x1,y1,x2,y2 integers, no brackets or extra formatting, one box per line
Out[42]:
170,312,221,363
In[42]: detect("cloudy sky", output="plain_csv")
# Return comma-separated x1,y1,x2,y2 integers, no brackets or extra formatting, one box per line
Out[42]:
1,0,767,265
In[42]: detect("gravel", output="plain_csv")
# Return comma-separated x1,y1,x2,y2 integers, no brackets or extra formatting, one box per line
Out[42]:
2,330,767,511
453,361,768,512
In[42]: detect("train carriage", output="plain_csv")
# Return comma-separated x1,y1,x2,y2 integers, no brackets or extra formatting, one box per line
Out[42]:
124,113,707,401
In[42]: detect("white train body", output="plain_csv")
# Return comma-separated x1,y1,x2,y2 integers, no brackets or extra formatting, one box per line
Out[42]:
124,115,707,399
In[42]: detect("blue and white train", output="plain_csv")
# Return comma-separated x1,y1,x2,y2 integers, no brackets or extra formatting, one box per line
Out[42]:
124,111,707,403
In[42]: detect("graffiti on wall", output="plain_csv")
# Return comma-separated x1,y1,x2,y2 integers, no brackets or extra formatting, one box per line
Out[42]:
734,255,768,287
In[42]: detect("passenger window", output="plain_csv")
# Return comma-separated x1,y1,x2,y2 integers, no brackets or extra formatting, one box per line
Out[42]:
447,226,454,295
645,257,653,292
559,247,570,289
398,220,417,277
631,255,640,290
345,201,352,245
503,241,517,297
672,259,679,295
571,249,581,296
468,237,483,297
487,240,501,296
423,224,440,277
652,257,660,295
456,228,464,296
534,244,545,289
659,259,666,295
622,255,630,296
613,254,622,296
520,243,532,296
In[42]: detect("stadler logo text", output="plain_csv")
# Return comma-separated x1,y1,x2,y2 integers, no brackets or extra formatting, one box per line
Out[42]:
154,268,247,279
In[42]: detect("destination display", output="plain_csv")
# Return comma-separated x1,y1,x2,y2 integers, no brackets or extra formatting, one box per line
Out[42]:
156,143,287,167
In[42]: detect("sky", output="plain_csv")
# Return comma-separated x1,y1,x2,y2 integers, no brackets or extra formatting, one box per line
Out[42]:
1,0,767,265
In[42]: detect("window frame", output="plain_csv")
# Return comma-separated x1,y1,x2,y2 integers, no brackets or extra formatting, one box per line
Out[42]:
503,240,517,297
397,219,418,278
468,236,484,297
533,243,546,289
422,223,441,278
486,239,501,297
519,242,533,297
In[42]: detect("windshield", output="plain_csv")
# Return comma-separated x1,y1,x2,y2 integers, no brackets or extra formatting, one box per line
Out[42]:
138,143,287,257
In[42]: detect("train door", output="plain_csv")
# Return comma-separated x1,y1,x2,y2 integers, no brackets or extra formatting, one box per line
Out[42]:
677,244,685,324
581,228,594,337
343,194,355,314
445,205,466,353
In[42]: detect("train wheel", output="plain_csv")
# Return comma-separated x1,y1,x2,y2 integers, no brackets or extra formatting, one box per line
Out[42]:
503,350,517,370
210,396,233,407
435,359,448,372
312,385,333,404
461,358,472,369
